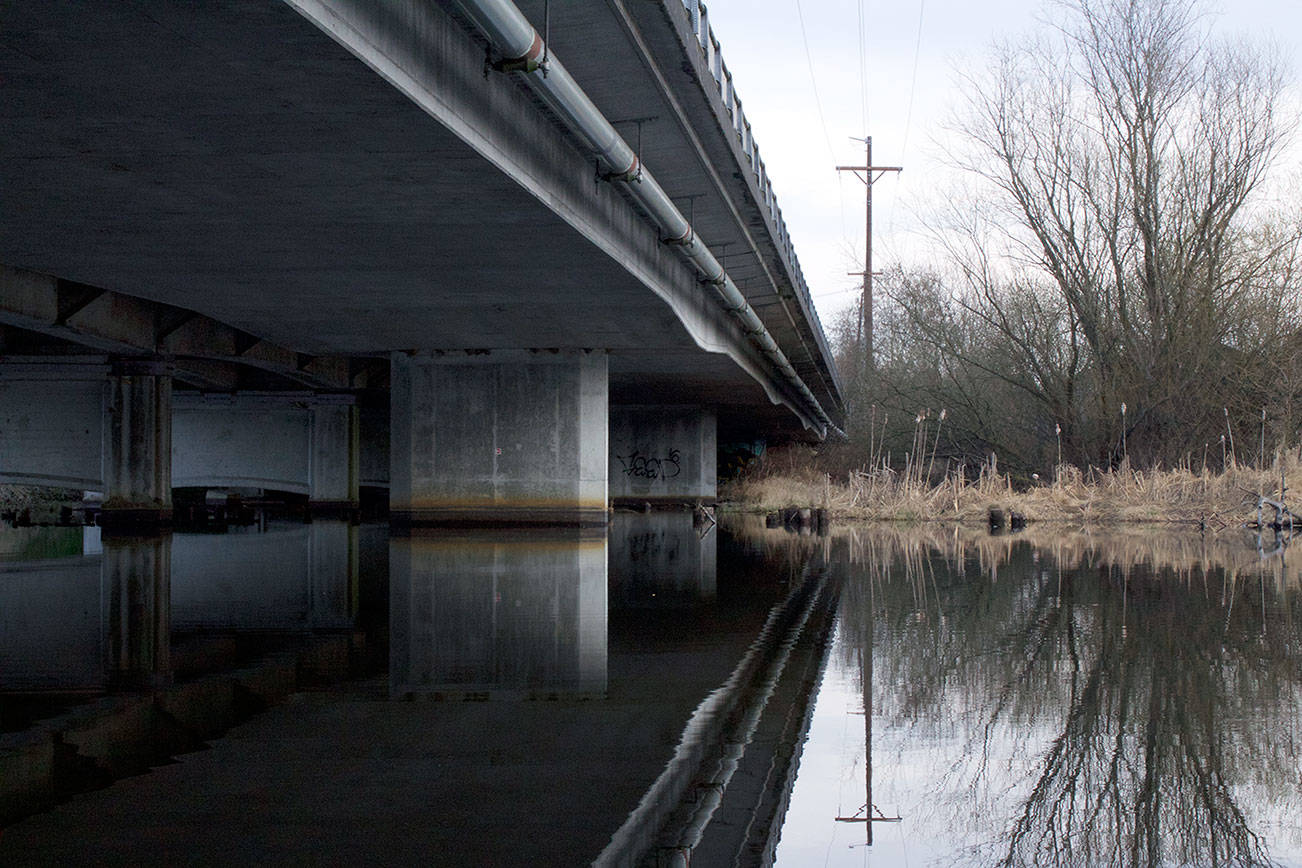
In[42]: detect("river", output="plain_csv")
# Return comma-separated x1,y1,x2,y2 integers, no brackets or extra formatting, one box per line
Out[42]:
2,515,1299,865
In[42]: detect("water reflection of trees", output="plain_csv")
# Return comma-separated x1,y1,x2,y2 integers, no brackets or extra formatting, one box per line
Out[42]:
833,526,1302,867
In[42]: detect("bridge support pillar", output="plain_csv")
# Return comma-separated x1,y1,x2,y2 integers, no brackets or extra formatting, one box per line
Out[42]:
609,406,716,507
101,362,173,528
308,400,359,515
390,350,608,527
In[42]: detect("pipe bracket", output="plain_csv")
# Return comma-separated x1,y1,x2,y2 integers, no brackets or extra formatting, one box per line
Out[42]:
492,55,546,74
599,168,641,184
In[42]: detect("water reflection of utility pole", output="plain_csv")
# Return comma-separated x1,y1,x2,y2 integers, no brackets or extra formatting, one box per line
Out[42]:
836,576,900,843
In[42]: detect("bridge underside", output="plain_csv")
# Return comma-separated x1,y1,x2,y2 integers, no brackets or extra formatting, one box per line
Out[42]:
0,0,842,524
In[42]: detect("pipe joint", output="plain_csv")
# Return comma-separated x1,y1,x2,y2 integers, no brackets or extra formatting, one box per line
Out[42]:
661,227,694,247
598,155,641,184
491,31,546,74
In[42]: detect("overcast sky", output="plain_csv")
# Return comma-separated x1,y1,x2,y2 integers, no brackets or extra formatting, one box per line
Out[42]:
697,0,1299,325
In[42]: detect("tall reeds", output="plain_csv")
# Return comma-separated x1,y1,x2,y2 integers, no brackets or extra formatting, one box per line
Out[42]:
722,444,1302,528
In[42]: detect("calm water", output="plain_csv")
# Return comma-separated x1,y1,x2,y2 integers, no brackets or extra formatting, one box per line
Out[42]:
776,526,1302,868
2,516,1300,865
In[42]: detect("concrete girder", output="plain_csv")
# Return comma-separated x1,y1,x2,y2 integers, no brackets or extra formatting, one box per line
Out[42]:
283,0,826,436
0,361,109,490
591,0,843,418
0,265,357,392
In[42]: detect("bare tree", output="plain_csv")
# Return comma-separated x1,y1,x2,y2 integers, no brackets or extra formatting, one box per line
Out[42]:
899,0,1300,467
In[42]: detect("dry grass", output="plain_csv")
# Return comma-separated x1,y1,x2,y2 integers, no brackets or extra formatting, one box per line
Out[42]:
722,446,1302,529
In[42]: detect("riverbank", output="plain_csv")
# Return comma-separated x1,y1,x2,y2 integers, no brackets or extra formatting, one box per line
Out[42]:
721,450,1302,529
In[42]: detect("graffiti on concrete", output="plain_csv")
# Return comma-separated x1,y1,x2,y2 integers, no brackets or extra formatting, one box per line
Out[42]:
616,448,681,480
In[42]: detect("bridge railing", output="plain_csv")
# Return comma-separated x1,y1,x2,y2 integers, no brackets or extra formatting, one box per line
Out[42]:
680,0,825,345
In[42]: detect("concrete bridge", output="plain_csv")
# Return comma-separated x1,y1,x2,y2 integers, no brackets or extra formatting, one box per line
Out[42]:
0,0,844,526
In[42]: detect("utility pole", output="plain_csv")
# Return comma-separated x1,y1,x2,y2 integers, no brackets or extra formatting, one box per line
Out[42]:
836,137,901,373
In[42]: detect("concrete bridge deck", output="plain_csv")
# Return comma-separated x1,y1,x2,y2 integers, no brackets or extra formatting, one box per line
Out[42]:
1,0,843,523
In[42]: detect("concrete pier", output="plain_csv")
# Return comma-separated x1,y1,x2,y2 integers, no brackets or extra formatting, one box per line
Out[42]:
389,350,608,527
308,400,359,513
610,406,716,506
102,362,172,528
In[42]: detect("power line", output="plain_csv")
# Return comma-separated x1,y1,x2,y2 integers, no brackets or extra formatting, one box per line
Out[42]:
857,0,870,134
814,285,865,299
794,0,836,162
884,0,927,249
901,0,927,158
793,0,849,241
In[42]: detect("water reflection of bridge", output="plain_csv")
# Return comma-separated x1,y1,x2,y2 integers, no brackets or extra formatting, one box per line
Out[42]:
0,516,727,697
12,519,1300,863
1,515,842,865
0,523,371,693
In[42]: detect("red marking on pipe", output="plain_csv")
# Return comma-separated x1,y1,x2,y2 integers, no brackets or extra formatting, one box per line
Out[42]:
518,31,544,65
